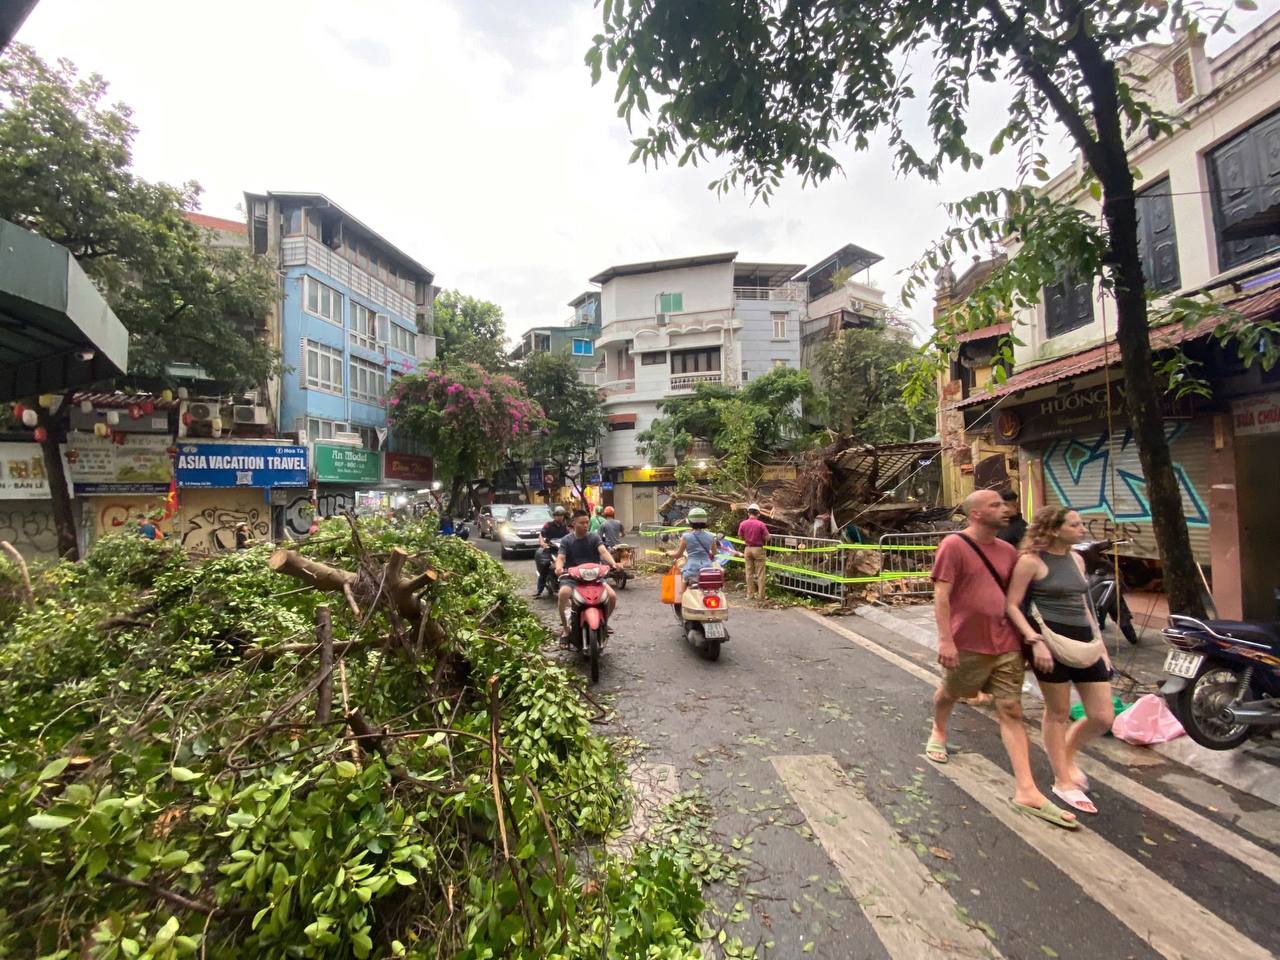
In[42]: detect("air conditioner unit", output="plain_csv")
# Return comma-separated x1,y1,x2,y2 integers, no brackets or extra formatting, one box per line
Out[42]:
188,401,218,421
233,405,269,425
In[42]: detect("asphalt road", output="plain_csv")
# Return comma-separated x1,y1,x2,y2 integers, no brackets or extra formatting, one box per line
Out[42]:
474,534,1280,959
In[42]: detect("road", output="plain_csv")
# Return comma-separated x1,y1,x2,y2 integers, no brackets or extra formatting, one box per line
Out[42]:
475,535,1280,959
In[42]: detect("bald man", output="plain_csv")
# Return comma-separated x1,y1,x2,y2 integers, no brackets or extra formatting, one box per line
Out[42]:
925,489,1076,829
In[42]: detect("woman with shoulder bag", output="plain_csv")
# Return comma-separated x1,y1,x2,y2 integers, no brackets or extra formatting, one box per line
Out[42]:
1006,507,1115,816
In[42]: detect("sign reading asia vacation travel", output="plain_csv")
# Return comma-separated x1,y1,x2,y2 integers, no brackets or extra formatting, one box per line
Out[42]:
315,443,382,485
175,442,309,489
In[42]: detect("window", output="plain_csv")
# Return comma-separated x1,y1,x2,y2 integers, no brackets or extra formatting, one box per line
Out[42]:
771,312,788,339
354,425,380,450
305,210,322,241
534,333,552,352
572,338,594,356
640,351,667,366
1136,179,1181,294
350,355,387,404
659,292,684,314
350,302,385,350
390,323,417,355
1208,109,1280,271
307,417,349,441
1043,268,1094,338
304,340,344,394
284,207,303,235
607,420,636,431
305,276,343,325
670,348,721,374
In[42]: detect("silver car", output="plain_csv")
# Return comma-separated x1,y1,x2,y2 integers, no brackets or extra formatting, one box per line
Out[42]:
479,503,514,540
498,505,553,558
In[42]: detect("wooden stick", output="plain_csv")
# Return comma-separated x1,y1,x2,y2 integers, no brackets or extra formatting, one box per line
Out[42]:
315,606,333,723
338,661,360,762
488,674,511,861
0,541,34,611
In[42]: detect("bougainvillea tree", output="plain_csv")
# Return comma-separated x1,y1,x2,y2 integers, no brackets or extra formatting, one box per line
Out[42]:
389,363,545,508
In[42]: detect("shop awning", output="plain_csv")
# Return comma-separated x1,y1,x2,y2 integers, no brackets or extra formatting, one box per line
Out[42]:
948,285,1280,411
954,322,1012,344
0,220,128,402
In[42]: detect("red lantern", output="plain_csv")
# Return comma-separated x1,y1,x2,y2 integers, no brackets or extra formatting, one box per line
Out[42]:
33,426,48,443
128,404,143,420
182,412,193,427
142,399,155,415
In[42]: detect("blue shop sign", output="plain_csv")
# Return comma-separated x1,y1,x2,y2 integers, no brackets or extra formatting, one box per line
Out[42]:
175,442,309,489
529,464,544,490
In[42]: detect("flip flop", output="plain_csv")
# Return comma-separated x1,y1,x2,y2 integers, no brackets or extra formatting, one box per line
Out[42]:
1074,771,1091,792
924,738,949,764
1052,786,1098,815
1010,798,1079,830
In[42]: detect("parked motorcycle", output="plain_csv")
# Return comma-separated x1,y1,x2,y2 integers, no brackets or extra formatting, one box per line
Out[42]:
674,566,730,661
1074,539,1139,644
1160,614,1280,750
562,562,613,683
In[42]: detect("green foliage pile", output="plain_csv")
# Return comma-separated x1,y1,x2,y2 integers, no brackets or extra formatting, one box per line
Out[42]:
0,519,706,959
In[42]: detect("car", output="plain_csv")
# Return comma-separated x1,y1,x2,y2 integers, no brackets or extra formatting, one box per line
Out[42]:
497,504,554,558
478,503,515,540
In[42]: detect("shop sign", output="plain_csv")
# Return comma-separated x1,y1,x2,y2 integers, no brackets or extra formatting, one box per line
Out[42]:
761,464,798,481
0,442,51,499
175,442,308,489
621,466,676,483
1004,381,1192,445
64,432,172,494
1232,392,1280,437
384,451,434,484
528,464,543,490
315,443,381,485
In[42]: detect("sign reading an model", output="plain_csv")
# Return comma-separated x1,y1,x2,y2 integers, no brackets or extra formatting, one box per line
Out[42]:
175,442,308,488
315,443,382,485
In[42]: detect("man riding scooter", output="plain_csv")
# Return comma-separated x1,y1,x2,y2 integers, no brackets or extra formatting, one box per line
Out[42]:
533,505,571,599
554,508,617,649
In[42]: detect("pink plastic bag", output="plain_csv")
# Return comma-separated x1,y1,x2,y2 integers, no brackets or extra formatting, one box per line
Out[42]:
1111,694,1185,745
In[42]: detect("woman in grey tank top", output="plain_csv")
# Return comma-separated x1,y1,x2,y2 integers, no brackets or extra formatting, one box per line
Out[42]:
1006,507,1114,817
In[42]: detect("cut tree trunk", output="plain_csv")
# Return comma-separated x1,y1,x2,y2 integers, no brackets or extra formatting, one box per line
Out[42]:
37,406,79,561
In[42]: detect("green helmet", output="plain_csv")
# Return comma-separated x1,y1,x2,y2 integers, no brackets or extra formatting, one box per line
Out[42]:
686,507,708,523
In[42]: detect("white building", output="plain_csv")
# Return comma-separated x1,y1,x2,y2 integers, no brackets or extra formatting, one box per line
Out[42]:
593,252,808,472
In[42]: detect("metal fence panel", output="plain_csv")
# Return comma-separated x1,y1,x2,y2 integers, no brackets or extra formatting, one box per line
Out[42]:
875,532,947,599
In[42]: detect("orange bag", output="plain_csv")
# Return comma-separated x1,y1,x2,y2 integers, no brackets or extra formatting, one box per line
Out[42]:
660,564,679,604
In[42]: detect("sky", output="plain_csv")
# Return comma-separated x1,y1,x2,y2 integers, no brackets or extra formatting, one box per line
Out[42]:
15,0,1280,343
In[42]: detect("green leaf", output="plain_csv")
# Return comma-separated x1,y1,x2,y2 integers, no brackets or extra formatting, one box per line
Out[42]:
334,760,358,779
38,757,70,781
27,813,74,830
170,766,201,782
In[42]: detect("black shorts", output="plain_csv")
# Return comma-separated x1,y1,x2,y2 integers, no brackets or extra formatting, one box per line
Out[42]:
1033,618,1110,685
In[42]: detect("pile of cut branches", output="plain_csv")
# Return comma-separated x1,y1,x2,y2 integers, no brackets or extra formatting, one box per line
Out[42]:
0,517,705,959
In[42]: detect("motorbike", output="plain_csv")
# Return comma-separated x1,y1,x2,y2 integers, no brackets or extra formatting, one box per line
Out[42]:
533,546,555,598
1160,614,1280,750
562,562,613,683
1074,539,1139,644
605,542,633,590
673,566,730,662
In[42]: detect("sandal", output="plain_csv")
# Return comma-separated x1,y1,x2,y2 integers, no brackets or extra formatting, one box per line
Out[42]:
1010,798,1080,830
924,738,949,764
1052,786,1098,815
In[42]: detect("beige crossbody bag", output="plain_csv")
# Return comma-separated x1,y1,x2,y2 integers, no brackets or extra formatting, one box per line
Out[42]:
1028,603,1106,669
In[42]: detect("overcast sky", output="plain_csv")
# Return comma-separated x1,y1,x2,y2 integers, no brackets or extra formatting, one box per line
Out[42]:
16,0,1279,342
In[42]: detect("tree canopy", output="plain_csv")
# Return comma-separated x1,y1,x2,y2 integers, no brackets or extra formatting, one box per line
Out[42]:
817,323,936,444
586,0,1267,616
0,45,278,394
515,352,604,499
431,290,510,371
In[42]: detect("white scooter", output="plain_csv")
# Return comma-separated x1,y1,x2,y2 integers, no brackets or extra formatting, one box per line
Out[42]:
674,566,730,661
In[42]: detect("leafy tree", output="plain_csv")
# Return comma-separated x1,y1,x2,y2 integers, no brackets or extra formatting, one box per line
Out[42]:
516,351,605,508
817,325,936,443
432,289,510,370
0,46,279,559
638,367,816,486
389,363,545,510
586,1,1267,616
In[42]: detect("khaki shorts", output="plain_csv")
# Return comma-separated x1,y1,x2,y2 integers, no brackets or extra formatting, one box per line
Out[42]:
942,650,1025,703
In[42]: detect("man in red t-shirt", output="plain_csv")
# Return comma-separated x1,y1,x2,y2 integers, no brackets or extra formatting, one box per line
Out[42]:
737,504,769,600
926,489,1076,829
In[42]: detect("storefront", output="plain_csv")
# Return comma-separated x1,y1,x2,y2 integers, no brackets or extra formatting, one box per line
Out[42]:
174,441,308,552
1228,390,1280,618
384,451,433,490
64,431,173,547
0,440,58,560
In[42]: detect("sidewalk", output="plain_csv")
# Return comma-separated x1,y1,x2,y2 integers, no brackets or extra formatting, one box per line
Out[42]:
847,599,1280,810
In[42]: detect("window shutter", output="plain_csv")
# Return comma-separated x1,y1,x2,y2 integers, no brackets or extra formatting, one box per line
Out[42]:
377,314,390,346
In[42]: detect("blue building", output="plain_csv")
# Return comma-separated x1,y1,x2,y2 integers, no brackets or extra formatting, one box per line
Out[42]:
245,192,436,455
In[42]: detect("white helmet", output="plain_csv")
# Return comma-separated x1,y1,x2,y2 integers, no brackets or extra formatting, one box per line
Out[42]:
747,503,761,513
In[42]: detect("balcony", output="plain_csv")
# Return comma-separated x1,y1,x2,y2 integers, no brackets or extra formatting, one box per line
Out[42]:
669,372,723,392
599,378,635,395
733,281,808,302
282,236,416,320
595,307,737,348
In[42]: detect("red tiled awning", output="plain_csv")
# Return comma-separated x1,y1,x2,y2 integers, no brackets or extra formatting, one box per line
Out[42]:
949,285,1280,410
607,413,637,427
954,321,1012,344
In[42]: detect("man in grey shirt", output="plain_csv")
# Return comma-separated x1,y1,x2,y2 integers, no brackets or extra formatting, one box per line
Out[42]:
598,506,624,548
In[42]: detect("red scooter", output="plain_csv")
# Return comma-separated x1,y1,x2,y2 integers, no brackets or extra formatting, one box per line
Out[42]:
563,562,612,683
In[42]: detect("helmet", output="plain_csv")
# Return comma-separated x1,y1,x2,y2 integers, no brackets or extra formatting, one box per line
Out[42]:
553,505,566,516
603,506,615,517
686,507,708,523
594,504,603,514
747,503,761,513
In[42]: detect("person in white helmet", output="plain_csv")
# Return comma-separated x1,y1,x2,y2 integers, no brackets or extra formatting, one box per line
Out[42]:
737,504,769,600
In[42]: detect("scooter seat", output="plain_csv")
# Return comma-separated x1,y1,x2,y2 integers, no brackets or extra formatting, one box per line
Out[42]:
1204,620,1280,651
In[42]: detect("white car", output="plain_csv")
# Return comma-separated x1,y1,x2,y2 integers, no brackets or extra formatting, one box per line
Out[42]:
498,505,554,559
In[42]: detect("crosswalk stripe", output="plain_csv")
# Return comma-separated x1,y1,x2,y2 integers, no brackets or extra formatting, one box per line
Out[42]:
772,754,1003,960
937,752,1274,960
803,609,1280,887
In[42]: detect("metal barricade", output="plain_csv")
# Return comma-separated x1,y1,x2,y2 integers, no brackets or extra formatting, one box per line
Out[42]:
761,533,850,602
875,531,947,599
